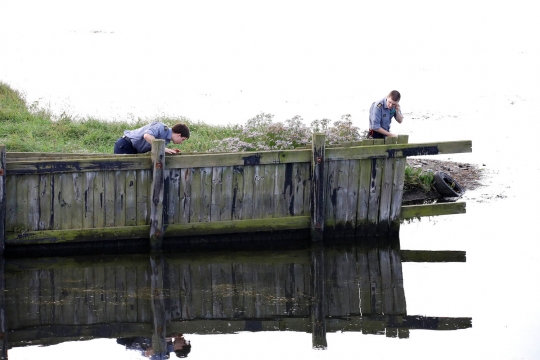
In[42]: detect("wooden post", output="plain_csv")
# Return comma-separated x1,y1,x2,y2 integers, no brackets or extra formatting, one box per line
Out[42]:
311,133,326,242
0,145,5,254
310,243,327,349
150,140,166,251
0,257,6,360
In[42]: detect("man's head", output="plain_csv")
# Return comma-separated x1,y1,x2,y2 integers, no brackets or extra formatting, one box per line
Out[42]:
171,123,190,144
173,336,191,358
386,90,401,109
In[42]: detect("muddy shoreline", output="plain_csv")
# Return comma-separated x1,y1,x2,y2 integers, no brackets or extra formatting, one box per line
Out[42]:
403,158,484,204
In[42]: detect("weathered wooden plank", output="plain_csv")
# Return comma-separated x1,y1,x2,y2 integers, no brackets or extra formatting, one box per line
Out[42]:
292,163,308,216
252,165,264,219
7,156,153,175
27,174,40,231
136,170,150,226
82,172,95,229
323,159,337,237
165,169,181,224
0,145,6,251
125,170,137,227
345,160,360,236
114,171,126,227
179,168,192,224
367,157,383,236
93,171,106,228
15,175,29,231
241,166,254,220
325,140,472,161
221,166,233,221
263,165,275,218
356,140,373,236
333,160,350,235
5,175,17,232
71,172,84,230
211,167,224,222
104,171,115,227
167,149,311,170
274,164,289,218
189,168,202,222
5,216,312,245
378,137,398,233
400,202,466,219
231,166,244,220
200,167,212,223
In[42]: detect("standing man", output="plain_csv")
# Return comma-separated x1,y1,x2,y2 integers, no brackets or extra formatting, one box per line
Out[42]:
114,122,190,154
368,90,404,139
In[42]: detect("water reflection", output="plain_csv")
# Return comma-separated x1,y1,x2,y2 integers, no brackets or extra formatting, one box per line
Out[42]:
1,236,471,358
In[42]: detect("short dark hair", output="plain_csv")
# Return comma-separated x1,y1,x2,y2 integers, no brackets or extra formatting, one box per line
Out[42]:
172,123,190,139
174,343,192,358
388,90,401,102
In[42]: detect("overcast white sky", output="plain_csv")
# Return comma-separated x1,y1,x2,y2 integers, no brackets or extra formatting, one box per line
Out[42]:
1,0,538,126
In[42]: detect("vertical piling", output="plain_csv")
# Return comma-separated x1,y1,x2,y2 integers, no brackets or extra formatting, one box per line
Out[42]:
311,133,326,242
0,145,5,254
150,140,166,251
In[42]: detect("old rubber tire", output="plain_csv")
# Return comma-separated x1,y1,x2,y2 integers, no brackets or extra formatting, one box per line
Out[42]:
433,171,465,197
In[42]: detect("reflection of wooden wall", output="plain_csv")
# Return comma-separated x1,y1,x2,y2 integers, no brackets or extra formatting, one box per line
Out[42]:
4,244,406,331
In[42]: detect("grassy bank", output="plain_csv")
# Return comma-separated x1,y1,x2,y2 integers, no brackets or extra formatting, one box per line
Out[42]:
0,82,436,190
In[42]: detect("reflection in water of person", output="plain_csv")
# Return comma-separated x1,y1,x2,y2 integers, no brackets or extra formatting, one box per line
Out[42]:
116,334,191,359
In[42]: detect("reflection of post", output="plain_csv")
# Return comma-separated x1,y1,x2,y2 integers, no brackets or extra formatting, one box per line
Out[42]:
149,254,167,358
310,243,327,349
0,257,6,360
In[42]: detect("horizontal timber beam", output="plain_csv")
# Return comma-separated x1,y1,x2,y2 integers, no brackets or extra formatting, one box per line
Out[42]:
5,217,311,245
5,139,471,174
400,202,466,219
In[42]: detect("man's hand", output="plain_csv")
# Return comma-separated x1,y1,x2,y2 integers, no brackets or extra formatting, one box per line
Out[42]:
165,148,181,154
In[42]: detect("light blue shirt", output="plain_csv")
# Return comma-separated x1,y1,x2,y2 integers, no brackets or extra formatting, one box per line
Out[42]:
369,97,399,132
124,122,172,153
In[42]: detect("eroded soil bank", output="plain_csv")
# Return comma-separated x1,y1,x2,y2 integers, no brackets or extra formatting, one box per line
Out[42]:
403,159,484,204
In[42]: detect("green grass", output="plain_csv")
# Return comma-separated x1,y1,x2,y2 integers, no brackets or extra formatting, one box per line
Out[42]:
404,166,435,192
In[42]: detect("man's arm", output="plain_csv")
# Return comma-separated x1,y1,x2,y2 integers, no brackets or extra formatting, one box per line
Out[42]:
144,133,179,154
395,103,404,123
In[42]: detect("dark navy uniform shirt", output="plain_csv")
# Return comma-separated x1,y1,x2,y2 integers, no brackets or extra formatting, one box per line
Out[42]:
123,122,173,153
369,97,399,132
